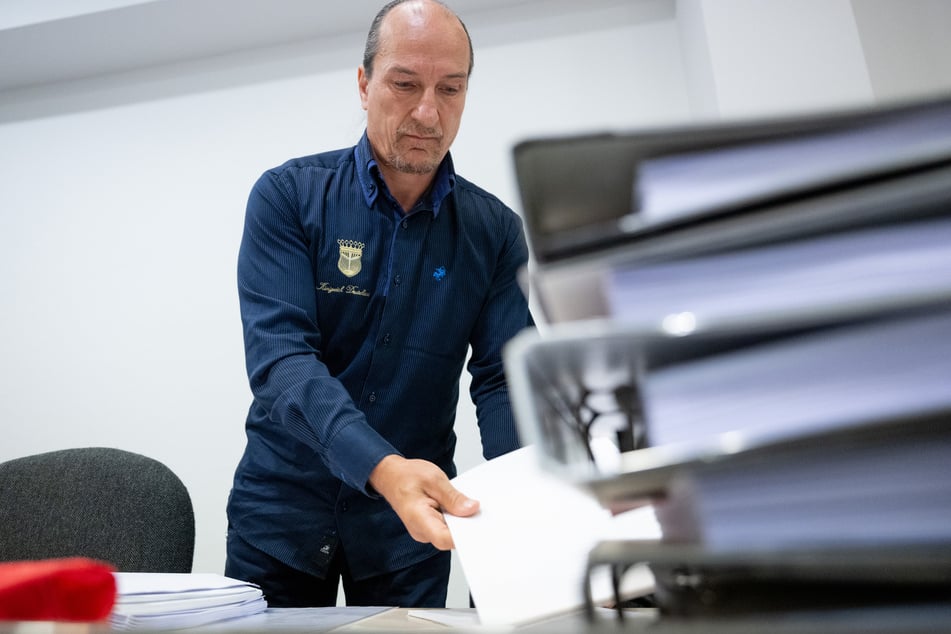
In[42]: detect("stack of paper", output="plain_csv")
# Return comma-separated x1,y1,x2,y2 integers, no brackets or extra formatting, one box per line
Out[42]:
632,100,951,226
654,416,951,551
643,307,951,450
110,573,266,630
605,216,951,332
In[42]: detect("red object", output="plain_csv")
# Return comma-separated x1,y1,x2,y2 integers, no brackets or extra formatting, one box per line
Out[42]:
0,557,117,622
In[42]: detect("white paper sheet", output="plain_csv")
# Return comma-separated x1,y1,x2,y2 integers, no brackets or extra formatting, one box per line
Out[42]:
445,445,660,628
407,608,481,629
113,573,260,598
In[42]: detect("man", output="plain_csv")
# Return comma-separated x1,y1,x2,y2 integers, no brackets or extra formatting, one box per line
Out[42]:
225,0,534,608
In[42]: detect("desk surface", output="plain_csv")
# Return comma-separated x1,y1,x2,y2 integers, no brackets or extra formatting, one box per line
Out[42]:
195,605,951,633
188,606,645,633
6,604,951,634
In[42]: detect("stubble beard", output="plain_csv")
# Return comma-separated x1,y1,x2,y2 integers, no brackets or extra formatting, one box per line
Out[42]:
386,128,444,175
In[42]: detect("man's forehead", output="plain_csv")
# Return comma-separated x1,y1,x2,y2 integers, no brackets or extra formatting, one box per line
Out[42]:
376,3,470,71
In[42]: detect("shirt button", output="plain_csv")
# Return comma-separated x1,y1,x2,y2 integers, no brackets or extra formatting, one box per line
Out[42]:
383,333,391,345
368,392,377,403
394,275,402,286
401,219,409,229
341,501,349,512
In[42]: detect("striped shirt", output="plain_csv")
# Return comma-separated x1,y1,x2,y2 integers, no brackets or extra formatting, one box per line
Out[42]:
227,131,534,580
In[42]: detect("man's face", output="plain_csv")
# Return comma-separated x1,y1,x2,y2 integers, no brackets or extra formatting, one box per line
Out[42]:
358,3,470,176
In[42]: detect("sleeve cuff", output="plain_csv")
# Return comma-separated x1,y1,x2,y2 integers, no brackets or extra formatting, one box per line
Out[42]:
325,420,401,497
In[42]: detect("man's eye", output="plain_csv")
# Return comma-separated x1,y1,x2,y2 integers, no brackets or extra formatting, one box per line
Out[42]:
394,81,415,90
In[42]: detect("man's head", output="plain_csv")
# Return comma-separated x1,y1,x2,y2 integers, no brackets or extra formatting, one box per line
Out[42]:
358,0,473,176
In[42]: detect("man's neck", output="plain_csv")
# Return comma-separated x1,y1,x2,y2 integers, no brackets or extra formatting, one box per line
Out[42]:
377,164,434,214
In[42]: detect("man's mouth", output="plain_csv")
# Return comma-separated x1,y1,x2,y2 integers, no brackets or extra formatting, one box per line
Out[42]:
400,130,441,142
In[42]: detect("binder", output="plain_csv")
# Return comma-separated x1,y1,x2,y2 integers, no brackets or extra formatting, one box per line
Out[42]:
512,93,951,323
566,400,951,623
503,297,951,510
514,92,951,264
585,541,951,621
604,215,951,333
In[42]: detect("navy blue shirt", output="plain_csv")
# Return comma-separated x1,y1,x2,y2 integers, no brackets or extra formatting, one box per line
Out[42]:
227,132,534,581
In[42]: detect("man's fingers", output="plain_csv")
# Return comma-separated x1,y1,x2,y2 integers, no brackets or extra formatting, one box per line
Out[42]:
426,510,456,551
403,501,456,550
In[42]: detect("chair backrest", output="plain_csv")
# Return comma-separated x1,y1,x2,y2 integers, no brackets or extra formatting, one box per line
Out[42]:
0,447,195,572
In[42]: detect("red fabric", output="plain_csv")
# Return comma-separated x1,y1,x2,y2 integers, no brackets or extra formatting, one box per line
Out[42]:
0,557,117,622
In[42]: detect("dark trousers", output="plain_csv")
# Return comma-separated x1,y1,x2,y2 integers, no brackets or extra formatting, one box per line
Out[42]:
225,530,450,608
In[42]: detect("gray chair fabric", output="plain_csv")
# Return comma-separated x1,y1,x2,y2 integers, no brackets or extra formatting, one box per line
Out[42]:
0,447,195,572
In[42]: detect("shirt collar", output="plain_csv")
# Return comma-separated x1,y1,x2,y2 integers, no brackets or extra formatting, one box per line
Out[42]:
354,130,455,217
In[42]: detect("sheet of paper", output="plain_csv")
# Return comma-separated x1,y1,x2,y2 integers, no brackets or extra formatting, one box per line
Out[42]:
446,445,660,628
113,587,263,614
201,607,393,631
407,608,481,629
113,573,258,597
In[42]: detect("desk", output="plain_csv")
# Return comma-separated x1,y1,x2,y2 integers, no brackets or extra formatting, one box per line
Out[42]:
5,605,951,633
329,607,643,632
199,605,951,633
1,608,645,634
195,606,651,633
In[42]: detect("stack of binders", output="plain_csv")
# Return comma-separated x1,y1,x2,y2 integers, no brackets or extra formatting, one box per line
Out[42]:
504,92,951,628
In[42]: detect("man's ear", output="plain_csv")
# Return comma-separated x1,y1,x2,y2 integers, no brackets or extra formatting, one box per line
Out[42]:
357,66,370,110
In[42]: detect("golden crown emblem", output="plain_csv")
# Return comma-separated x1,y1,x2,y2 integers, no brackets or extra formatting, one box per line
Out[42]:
337,239,365,278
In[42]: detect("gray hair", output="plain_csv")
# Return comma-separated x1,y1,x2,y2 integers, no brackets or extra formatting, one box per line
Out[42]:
363,0,474,78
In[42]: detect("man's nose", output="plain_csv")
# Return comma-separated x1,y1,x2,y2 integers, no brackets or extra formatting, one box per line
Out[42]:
412,88,439,127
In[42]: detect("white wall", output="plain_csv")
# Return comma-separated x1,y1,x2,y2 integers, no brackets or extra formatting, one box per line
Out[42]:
0,0,687,609
675,0,951,120
677,0,874,119
851,0,951,102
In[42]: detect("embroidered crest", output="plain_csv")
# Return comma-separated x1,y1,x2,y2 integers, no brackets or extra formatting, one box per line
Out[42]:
337,239,365,278
433,266,446,281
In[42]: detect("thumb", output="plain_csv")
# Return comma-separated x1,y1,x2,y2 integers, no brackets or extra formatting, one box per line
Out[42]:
435,481,480,518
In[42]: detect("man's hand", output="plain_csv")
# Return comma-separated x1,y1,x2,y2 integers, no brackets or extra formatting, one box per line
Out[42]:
369,454,479,550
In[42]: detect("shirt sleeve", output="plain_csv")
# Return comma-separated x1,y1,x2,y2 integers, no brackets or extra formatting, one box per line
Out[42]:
467,211,536,460
237,169,398,495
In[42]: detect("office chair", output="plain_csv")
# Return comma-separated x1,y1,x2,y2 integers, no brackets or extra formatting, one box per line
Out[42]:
0,447,195,572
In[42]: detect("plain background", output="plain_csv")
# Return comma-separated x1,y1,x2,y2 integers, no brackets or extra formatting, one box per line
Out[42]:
1,0,950,608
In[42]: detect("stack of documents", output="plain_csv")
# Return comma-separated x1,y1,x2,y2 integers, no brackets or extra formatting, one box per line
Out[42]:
110,573,266,630
512,92,951,324
642,306,951,450
505,91,951,620
653,414,951,551
630,97,951,227
605,216,951,333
